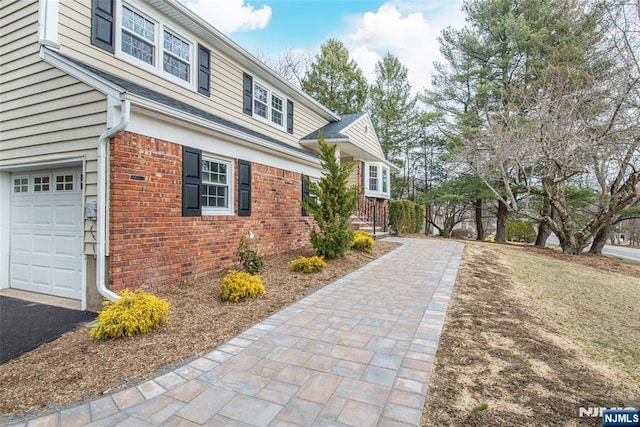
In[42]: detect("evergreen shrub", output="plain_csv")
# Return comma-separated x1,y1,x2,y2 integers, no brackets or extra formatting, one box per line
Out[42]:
389,200,423,234
220,271,265,302
89,290,170,340
351,230,374,252
290,255,326,274
505,220,537,243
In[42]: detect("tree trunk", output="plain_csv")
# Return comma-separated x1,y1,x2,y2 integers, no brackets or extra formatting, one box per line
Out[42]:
475,199,485,240
589,226,609,255
534,204,554,248
495,200,508,242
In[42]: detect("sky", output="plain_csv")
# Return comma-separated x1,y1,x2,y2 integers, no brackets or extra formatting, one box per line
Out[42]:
181,0,467,93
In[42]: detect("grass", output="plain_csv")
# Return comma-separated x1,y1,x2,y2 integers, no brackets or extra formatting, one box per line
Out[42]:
496,245,640,395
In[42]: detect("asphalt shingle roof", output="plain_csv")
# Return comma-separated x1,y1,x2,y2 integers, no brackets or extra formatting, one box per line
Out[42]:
302,112,366,141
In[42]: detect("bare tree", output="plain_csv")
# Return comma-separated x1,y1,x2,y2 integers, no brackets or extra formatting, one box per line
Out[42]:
254,48,312,88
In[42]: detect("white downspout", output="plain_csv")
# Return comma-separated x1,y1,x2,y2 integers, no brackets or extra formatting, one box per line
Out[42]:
96,99,130,301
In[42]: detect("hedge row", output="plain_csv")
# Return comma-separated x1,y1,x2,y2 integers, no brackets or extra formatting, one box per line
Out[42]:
389,200,424,234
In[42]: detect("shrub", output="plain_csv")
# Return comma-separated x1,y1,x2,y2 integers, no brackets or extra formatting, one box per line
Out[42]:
89,290,170,340
389,200,423,234
301,137,359,259
236,236,265,275
220,271,265,302
505,220,537,243
351,230,374,252
290,255,326,274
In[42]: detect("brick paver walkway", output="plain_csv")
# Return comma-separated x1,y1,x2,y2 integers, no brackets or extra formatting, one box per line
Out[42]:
7,238,464,427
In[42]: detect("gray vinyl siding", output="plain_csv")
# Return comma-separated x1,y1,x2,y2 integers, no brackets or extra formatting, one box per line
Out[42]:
56,0,329,149
0,0,106,256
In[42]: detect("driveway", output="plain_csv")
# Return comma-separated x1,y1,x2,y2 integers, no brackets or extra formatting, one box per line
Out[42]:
0,296,96,364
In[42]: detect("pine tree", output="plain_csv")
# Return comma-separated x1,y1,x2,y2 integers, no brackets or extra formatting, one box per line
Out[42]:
301,39,368,114
302,137,360,259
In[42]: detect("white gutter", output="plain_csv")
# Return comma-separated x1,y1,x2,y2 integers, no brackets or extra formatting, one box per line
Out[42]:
96,99,130,301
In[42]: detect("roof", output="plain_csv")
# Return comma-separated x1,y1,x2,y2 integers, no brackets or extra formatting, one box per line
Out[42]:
61,54,319,160
301,113,366,141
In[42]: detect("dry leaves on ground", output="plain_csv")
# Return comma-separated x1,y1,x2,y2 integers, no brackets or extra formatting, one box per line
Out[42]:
0,241,398,420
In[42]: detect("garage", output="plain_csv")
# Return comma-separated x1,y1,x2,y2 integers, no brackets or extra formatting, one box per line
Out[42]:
10,168,83,300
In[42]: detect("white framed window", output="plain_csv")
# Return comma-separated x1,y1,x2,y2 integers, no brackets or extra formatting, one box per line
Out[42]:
382,167,388,193
13,177,29,194
34,175,51,192
121,5,156,65
369,165,378,192
201,157,233,215
253,81,286,129
163,29,190,82
118,3,194,85
55,173,75,192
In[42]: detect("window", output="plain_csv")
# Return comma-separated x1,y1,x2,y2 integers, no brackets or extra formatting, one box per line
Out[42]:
253,83,268,119
369,165,378,192
55,174,74,192
201,158,231,213
13,178,28,193
163,29,190,81
34,176,50,192
121,5,155,65
253,81,285,128
382,168,388,193
118,4,194,84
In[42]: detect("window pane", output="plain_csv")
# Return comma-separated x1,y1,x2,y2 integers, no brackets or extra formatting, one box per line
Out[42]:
122,32,154,65
369,166,378,191
382,168,388,193
163,30,189,61
13,178,28,193
123,6,154,42
254,84,268,103
56,174,74,191
34,176,50,192
254,100,268,119
271,95,283,112
163,55,189,81
202,184,228,208
272,110,283,125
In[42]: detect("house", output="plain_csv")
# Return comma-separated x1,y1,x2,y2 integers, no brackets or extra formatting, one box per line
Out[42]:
0,0,395,311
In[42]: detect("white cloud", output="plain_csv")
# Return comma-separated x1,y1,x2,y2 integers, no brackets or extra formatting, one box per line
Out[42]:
344,1,466,93
183,0,272,34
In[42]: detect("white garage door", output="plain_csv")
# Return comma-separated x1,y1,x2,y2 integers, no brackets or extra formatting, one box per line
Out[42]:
10,169,83,300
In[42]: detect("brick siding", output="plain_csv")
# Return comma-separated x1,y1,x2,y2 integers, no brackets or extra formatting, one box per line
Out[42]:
108,132,313,292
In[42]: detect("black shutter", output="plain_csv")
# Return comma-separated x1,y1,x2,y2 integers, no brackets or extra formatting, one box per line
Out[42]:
197,45,211,97
182,146,202,217
243,73,253,115
238,160,252,217
91,0,115,53
301,175,310,216
287,99,294,134
361,161,366,189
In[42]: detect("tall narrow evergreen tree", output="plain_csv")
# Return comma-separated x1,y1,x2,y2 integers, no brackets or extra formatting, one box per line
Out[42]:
302,137,360,259
301,39,368,114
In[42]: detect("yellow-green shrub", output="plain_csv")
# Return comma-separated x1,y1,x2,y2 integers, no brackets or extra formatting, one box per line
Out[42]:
89,290,170,340
290,255,326,274
220,271,265,302
351,230,374,252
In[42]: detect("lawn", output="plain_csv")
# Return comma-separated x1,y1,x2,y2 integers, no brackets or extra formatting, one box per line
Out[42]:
422,241,640,426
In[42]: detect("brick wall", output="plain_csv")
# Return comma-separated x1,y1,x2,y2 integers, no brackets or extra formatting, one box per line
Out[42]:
108,132,313,292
